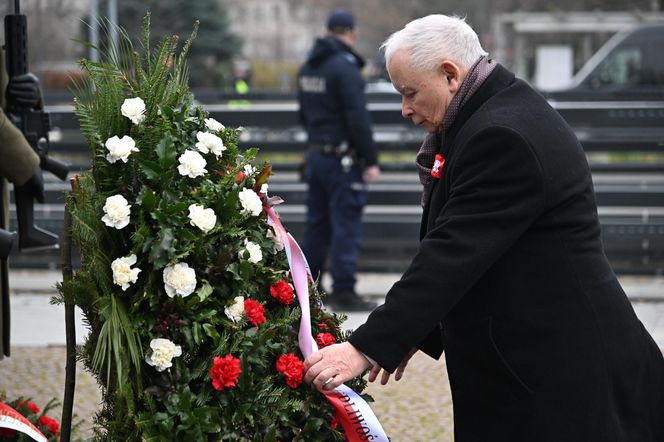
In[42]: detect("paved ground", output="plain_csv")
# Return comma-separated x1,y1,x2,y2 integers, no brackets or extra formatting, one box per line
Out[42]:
1,270,662,440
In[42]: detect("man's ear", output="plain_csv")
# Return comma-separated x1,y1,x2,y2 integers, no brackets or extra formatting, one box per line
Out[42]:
440,60,462,92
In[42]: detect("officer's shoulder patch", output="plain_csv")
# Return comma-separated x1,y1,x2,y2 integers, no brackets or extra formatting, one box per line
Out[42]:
342,53,358,65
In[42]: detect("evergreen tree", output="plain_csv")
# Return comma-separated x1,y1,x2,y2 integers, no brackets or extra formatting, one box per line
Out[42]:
109,0,241,87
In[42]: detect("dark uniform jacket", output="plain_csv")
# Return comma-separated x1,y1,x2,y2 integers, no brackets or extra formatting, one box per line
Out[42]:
349,65,664,441
297,36,377,166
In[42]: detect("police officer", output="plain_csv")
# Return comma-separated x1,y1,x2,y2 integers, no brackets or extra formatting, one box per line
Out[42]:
297,9,380,311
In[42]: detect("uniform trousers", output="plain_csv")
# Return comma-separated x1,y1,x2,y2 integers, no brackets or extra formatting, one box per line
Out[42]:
302,151,367,292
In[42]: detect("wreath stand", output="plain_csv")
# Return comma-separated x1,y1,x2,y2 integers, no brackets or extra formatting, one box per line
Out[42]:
60,180,76,442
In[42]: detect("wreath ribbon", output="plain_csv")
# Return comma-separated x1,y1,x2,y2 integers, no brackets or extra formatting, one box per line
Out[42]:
0,402,47,442
266,206,389,442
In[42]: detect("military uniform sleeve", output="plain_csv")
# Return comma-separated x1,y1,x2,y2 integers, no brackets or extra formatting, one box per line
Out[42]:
0,108,39,185
348,127,547,372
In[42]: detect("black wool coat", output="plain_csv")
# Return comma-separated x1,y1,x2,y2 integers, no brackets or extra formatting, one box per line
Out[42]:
349,65,664,442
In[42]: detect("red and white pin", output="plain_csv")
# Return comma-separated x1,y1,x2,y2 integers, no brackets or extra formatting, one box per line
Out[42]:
431,154,445,179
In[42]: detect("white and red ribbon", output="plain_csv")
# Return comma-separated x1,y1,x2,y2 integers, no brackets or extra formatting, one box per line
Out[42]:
0,402,47,442
266,206,389,442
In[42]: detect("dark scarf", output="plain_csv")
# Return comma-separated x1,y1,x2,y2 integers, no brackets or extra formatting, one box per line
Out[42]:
416,56,497,206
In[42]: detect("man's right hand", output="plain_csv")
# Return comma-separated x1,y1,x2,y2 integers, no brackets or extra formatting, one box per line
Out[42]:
363,165,380,183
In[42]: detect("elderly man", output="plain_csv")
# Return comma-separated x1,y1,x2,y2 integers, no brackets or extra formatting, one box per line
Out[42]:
303,14,664,441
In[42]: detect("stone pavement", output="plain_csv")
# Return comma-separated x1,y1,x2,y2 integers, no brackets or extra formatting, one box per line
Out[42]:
0,270,662,440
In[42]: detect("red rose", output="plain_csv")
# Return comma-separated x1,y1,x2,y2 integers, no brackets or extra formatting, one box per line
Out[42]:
38,415,60,434
315,332,336,348
236,171,246,184
17,400,40,414
269,280,294,305
210,354,242,391
276,353,304,388
318,322,329,330
244,299,266,327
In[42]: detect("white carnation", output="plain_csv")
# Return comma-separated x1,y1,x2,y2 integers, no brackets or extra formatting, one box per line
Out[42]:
111,254,141,291
102,194,131,229
260,183,268,195
224,296,245,322
188,203,217,234
163,262,197,297
195,131,226,158
266,228,284,253
204,117,225,132
105,135,139,163
242,239,262,264
145,338,182,372
238,188,262,217
120,97,146,124
177,150,207,178
243,164,256,176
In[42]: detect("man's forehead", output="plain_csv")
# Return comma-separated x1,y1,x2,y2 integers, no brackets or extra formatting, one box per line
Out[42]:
387,50,411,87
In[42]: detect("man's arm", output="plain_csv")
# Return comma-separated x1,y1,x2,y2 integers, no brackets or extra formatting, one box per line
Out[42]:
0,108,39,185
349,127,547,372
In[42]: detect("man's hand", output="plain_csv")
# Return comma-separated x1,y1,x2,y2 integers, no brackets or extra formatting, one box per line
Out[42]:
367,347,417,385
304,342,372,391
7,72,43,109
363,165,380,183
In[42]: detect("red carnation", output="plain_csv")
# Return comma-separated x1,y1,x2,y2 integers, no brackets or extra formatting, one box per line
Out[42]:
315,332,336,348
38,415,60,434
276,353,304,388
318,322,329,330
236,171,246,184
17,400,40,414
210,354,242,391
244,299,266,327
270,280,294,305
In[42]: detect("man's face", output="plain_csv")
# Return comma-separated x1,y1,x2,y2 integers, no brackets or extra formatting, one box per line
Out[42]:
388,49,455,134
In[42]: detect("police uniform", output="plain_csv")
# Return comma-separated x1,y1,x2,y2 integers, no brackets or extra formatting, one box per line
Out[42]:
297,24,378,309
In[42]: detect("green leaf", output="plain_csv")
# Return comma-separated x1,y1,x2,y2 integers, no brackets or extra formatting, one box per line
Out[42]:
195,282,213,302
202,323,220,345
138,187,157,210
156,133,177,166
92,294,143,389
192,322,203,345
264,425,277,442
138,158,163,180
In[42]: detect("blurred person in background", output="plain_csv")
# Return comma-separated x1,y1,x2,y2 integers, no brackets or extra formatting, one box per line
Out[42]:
303,14,664,441
297,9,380,311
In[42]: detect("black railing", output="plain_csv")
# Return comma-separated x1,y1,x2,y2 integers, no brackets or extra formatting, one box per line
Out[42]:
8,96,664,274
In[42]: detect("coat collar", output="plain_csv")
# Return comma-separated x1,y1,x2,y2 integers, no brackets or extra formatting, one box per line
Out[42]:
441,63,515,158
420,64,516,235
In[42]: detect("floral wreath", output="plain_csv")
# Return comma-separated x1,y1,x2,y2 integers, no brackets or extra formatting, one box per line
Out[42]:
56,14,368,440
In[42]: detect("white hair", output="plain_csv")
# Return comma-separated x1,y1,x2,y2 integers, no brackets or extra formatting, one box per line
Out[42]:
382,15,487,73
